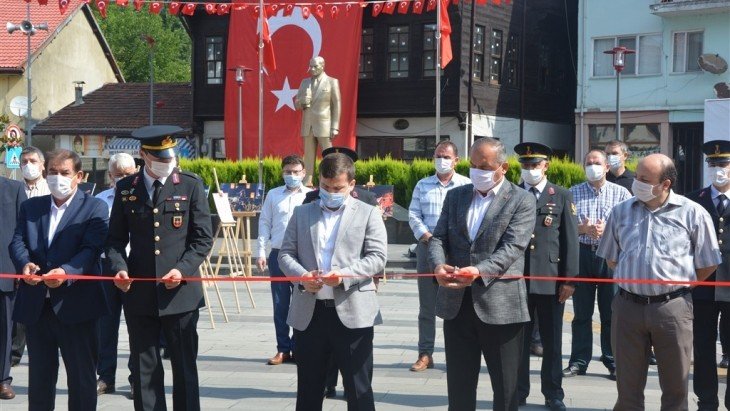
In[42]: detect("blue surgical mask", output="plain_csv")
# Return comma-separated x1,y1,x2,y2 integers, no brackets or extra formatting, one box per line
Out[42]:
283,174,303,189
319,187,347,209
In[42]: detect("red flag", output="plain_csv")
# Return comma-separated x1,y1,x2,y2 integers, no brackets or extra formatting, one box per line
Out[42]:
260,17,277,72
96,0,107,17
133,0,143,11
439,0,452,68
266,4,279,17
117,0,128,6
314,4,325,18
426,0,436,11
168,1,181,14
149,2,162,14
329,5,339,19
476,0,486,4
58,0,70,13
181,3,196,15
397,1,409,13
382,1,396,14
412,0,423,13
217,3,230,15
301,6,310,18
371,2,382,16
224,2,362,159
37,0,48,5
205,3,216,14
283,4,294,16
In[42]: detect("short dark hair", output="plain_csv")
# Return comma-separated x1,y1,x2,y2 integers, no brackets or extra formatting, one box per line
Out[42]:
282,155,305,169
435,140,458,157
21,146,45,162
584,149,608,165
659,157,678,189
319,153,355,181
46,149,82,173
605,140,629,155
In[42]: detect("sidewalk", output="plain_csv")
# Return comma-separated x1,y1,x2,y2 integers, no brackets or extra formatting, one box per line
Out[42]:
1,262,719,410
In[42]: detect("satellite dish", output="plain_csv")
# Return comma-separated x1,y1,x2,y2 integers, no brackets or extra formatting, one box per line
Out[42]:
715,83,730,99
699,54,728,74
9,96,28,117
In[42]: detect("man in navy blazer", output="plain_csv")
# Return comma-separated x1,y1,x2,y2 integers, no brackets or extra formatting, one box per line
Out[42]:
0,176,26,400
10,149,109,410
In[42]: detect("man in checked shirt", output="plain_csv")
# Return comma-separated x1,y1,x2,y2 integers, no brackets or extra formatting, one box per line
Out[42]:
563,149,630,381
407,140,471,372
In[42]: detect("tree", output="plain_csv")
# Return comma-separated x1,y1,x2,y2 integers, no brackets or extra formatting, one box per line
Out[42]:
94,6,191,82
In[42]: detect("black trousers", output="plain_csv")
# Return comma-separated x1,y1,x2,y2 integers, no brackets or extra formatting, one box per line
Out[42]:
11,322,25,363
693,300,730,410
97,281,135,385
0,291,14,384
444,289,526,411
293,302,374,411
126,310,200,411
518,293,565,402
26,300,98,411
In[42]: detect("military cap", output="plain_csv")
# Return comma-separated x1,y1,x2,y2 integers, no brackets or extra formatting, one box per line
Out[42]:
703,140,730,164
131,125,183,159
514,142,552,164
322,146,358,162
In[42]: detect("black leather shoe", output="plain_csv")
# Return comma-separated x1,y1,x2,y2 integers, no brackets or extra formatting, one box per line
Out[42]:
562,364,585,377
648,352,657,365
97,379,115,395
323,386,336,399
720,355,729,368
545,399,567,411
608,369,616,381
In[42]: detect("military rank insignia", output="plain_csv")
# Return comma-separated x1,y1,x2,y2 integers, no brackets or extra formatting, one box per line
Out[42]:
173,215,183,228
544,216,553,227
571,203,577,216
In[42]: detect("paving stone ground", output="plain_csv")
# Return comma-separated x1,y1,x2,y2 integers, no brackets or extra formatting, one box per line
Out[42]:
1,245,723,410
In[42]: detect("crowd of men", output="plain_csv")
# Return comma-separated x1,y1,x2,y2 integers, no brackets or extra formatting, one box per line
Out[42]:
1,129,730,411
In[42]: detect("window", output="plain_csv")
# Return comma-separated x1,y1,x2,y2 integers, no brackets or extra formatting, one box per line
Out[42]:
388,26,409,79
489,29,503,84
673,31,703,73
592,34,662,77
423,24,437,78
589,124,661,157
538,44,550,91
473,25,486,80
505,33,519,87
360,28,374,79
206,36,224,85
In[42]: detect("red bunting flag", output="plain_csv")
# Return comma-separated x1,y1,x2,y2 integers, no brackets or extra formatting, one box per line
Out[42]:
205,3,216,14
58,0,70,13
38,0,48,5
382,1,396,14
439,0,452,68
259,16,277,72
330,5,339,19
371,2,382,16
133,0,143,11
168,1,181,14
412,0,423,13
266,4,278,17
96,0,107,18
117,0,128,6
476,0,486,4
283,4,294,16
314,4,325,18
217,3,230,15
149,1,162,14
397,1,409,13
427,0,436,11
301,5,310,18
181,2,196,15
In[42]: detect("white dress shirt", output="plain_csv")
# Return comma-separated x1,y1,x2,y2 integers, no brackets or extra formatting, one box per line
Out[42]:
48,190,78,247
257,185,312,258
711,185,730,211
143,168,168,200
315,196,349,300
466,179,505,241
25,177,50,199
525,177,548,200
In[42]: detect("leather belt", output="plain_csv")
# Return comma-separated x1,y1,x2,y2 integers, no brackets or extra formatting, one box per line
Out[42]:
315,299,336,308
579,243,599,252
619,287,690,305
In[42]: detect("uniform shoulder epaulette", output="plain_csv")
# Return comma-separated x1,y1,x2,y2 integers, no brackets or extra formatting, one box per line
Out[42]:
179,170,203,181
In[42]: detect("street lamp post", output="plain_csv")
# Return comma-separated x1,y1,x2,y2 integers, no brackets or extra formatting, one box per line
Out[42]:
604,46,635,141
7,4,48,147
230,67,252,161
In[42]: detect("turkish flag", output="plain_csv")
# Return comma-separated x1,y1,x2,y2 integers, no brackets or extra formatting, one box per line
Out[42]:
439,0,453,68
224,2,362,159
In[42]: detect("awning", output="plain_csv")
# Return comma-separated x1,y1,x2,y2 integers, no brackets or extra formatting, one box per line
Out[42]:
106,137,197,158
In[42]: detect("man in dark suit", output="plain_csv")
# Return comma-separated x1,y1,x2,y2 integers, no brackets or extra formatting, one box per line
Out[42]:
429,137,536,411
301,146,377,400
106,125,213,411
687,139,730,411
513,143,579,411
0,176,26,400
10,148,109,410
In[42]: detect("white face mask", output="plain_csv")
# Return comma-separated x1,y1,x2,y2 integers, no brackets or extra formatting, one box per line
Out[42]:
470,168,498,193
47,174,75,200
521,168,544,186
584,164,606,182
710,166,730,187
21,163,41,181
434,158,453,175
607,155,622,170
632,179,658,203
148,158,176,178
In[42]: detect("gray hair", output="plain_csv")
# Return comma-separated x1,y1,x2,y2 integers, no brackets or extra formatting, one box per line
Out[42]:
584,149,608,165
21,146,44,163
471,137,507,164
311,56,325,68
108,153,136,172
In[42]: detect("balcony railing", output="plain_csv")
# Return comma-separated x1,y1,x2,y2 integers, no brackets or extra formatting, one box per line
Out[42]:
650,0,730,16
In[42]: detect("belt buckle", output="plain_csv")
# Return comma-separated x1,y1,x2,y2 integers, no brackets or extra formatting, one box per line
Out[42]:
643,295,651,304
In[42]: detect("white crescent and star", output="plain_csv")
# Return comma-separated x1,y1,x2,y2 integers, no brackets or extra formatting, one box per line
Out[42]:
264,6,322,112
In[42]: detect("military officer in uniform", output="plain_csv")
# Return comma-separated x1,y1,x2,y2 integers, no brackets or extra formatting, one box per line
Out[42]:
106,125,213,411
514,143,579,411
687,140,730,411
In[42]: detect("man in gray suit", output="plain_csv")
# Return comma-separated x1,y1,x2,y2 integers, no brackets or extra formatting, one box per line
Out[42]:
429,137,536,411
279,153,387,411
295,56,342,187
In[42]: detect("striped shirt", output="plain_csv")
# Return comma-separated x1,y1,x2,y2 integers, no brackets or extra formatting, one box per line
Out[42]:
569,181,631,246
408,172,471,240
597,191,722,296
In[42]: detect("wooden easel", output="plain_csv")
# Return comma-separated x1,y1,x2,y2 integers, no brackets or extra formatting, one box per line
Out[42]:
210,169,256,313
199,254,229,328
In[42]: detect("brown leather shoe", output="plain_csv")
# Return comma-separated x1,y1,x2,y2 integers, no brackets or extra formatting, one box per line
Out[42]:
267,352,291,365
410,354,434,372
0,382,15,400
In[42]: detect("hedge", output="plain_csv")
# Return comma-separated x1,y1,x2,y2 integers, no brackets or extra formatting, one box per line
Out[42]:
180,156,624,207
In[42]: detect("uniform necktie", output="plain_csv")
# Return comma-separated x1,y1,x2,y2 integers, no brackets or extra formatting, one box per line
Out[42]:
153,180,163,205
530,187,539,202
718,194,727,216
